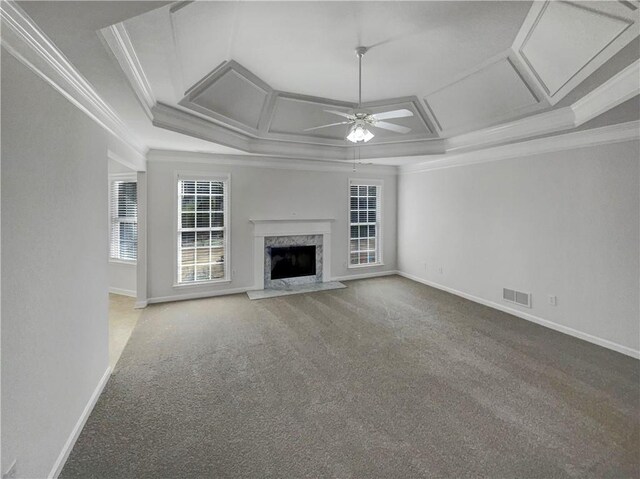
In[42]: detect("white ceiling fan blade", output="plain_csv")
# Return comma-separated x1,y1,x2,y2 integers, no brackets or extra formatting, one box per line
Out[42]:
371,109,414,121
372,121,412,134
304,121,351,132
324,109,354,120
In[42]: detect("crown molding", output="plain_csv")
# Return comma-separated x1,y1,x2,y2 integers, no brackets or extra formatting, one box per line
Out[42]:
149,56,638,162
146,149,398,175
400,120,640,174
445,59,640,154
152,102,446,161
104,2,637,164
445,106,576,153
100,23,155,120
108,147,144,172
572,59,640,126
0,0,147,166
108,171,137,181
4,0,637,170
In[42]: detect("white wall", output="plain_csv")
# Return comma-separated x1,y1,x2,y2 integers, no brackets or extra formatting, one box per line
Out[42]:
109,261,137,297
398,140,640,356
1,51,110,477
145,156,397,302
108,159,137,297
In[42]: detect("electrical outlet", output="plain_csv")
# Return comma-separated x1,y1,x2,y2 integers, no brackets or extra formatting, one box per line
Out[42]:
3,459,17,479
423,262,427,271
549,295,557,306
438,266,443,274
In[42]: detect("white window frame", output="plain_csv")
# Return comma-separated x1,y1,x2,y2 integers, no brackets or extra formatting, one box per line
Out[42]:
109,173,138,264
173,171,231,287
348,178,384,268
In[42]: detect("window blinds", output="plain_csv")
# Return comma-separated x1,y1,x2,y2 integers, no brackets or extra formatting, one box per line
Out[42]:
110,180,137,261
177,179,227,283
349,182,380,265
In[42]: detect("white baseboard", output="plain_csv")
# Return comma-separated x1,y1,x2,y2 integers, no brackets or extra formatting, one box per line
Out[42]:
108,287,136,298
147,286,251,304
332,270,399,282
147,273,400,304
398,271,640,359
48,366,112,478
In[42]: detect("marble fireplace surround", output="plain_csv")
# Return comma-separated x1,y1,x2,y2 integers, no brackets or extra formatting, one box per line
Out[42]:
250,219,334,290
264,235,322,289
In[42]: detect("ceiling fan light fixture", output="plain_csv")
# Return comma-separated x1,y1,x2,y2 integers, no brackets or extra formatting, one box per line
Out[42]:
347,124,374,143
306,47,413,141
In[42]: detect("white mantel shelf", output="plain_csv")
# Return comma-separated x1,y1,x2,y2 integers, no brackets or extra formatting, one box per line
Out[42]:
249,218,335,223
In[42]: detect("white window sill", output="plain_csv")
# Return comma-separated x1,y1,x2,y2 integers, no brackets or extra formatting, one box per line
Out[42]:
173,278,232,289
109,258,137,266
348,262,385,269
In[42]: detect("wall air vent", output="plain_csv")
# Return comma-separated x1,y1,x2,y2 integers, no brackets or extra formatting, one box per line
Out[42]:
503,288,531,308
503,288,515,302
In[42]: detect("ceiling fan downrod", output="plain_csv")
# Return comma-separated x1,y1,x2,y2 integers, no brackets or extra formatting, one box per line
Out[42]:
355,46,368,107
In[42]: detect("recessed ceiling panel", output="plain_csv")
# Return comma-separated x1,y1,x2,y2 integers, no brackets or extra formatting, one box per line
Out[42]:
515,1,638,104
267,95,435,143
179,61,271,132
425,56,540,133
192,70,266,130
268,95,354,140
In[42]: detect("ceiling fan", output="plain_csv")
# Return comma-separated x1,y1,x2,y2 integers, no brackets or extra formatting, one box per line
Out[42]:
305,46,414,143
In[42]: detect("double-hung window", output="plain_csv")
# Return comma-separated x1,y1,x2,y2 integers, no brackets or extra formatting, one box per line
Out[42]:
177,174,229,284
109,178,137,262
349,179,382,266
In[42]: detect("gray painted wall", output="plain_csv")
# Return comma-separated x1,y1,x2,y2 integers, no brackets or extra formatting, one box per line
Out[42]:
1,51,109,477
146,158,397,301
398,140,640,354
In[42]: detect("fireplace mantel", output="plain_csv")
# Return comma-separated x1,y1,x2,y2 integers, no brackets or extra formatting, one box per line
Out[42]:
250,218,334,290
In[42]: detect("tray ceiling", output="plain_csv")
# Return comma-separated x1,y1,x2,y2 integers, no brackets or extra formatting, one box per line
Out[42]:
167,1,532,103
97,0,639,160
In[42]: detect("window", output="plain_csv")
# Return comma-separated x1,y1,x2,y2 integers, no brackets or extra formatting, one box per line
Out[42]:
177,176,229,284
109,180,137,262
349,180,382,266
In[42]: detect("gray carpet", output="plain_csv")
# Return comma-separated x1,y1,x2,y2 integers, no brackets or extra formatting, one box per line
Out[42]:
61,276,639,478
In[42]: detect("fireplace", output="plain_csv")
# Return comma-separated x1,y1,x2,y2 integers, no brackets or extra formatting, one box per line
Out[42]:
250,218,334,291
264,234,323,289
270,245,316,280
